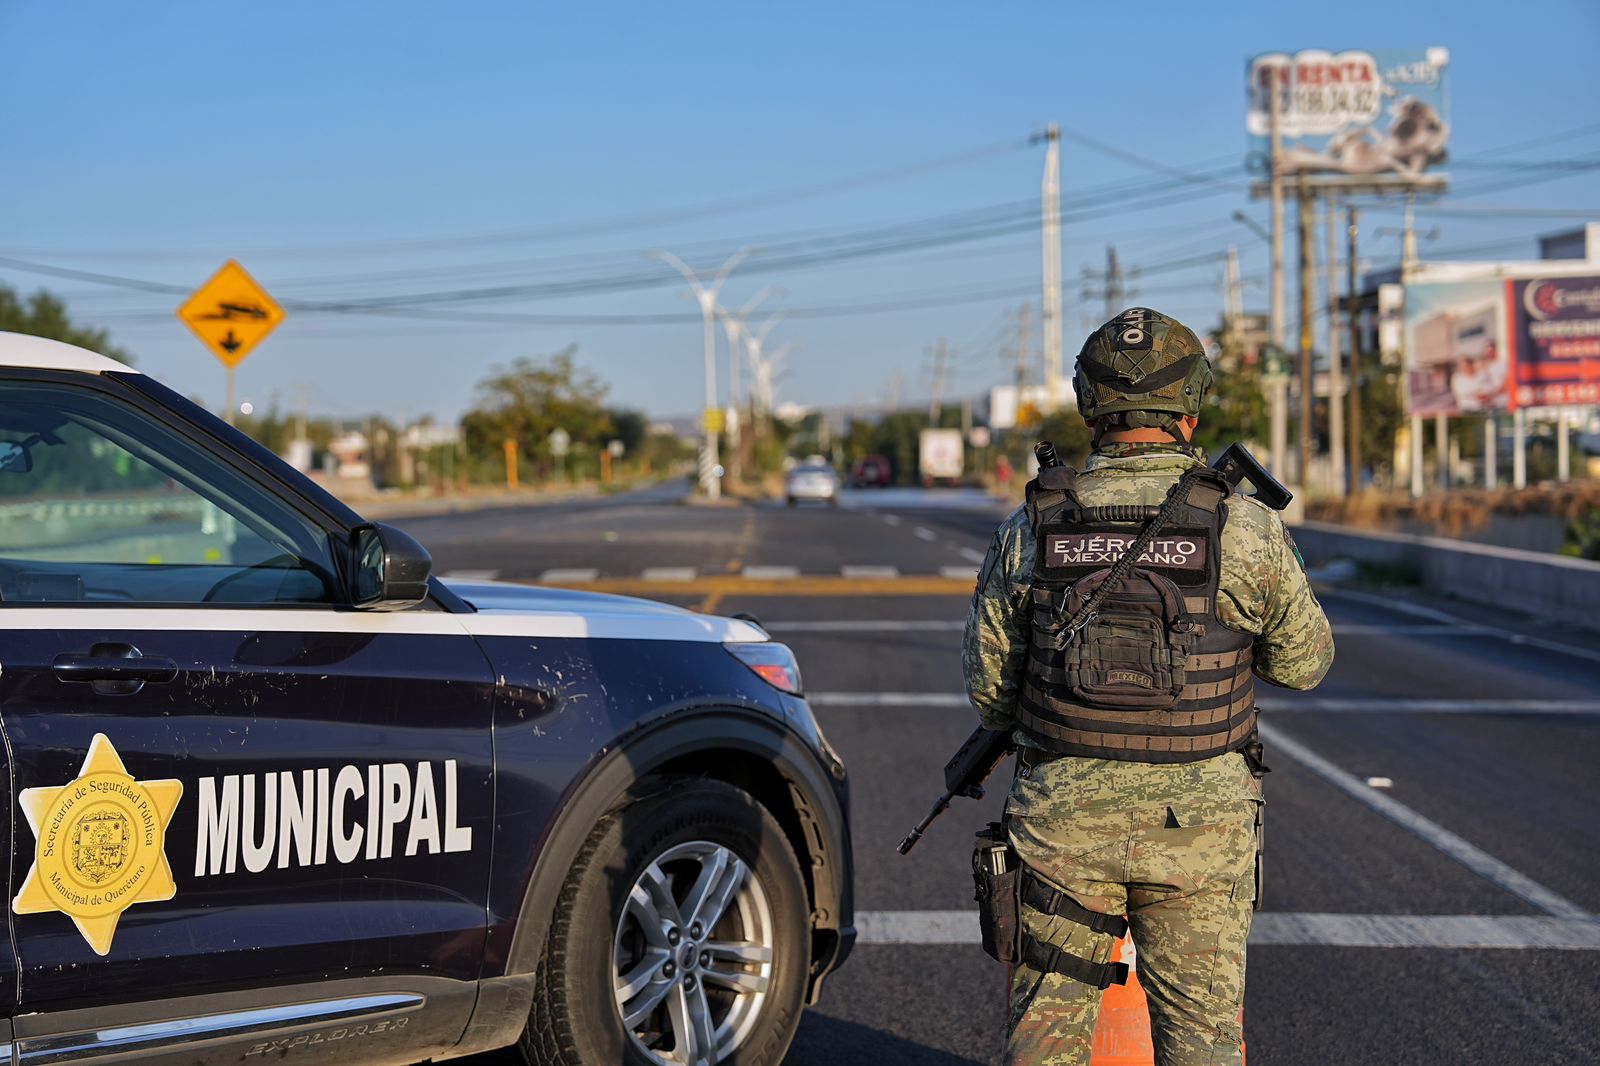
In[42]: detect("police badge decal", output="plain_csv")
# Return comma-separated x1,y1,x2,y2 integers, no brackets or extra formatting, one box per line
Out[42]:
13,734,183,955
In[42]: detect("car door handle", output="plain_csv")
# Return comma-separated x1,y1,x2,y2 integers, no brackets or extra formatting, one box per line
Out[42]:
53,644,177,694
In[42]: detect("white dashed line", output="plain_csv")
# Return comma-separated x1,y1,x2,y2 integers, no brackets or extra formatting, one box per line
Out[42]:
913,527,939,542
439,569,500,581
537,568,599,583
941,566,978,581
960,547,987,564
1259,720,1589,919
882,515,902,526
742,565,800,580
640,567,697,581
840,565,900,579
855,911,1600,950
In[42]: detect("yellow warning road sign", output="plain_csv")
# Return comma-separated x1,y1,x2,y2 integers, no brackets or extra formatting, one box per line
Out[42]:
702,407,725,434
176,260,285,368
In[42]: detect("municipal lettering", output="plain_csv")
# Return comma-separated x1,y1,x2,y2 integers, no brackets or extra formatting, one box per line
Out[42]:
194,760,473,877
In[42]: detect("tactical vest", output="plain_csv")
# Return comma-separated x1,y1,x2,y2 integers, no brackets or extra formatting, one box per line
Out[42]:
1017,463,1256,763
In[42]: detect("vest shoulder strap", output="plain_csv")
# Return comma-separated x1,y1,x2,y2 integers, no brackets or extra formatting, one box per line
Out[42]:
1025,465,1082,526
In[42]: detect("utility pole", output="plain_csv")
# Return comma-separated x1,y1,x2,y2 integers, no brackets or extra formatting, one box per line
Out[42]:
927,338,950,425
1103,246,1124,320
1296,170,1314,488
1040,123,1063,409
1325,190,1345,497
1345,205,1362,495
650,247,753,500
1224,246,1244,327
1015,302,1032,407
1268,72,1287,352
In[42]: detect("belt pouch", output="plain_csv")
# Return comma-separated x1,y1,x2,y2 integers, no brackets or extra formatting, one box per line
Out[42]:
972,821,1020,964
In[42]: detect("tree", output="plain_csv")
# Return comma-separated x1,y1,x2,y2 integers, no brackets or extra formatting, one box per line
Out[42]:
460,347,614,480
0,285,133,364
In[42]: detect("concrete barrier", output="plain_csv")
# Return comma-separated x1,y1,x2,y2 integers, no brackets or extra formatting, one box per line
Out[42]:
1290,520,1600,624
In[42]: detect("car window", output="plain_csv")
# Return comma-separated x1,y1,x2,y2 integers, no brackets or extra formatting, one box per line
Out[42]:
0,379,339,605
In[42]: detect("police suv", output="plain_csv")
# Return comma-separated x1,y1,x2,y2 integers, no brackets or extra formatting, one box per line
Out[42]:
0,333,854,1066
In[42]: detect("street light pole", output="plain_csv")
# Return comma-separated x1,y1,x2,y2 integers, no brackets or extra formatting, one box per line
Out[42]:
650,247,754,500
718,286,783,484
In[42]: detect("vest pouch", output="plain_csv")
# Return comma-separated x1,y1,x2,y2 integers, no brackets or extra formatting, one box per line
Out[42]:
1057,569,1195,710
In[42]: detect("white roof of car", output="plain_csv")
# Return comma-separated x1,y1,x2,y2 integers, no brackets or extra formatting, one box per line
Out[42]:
0,331,138,374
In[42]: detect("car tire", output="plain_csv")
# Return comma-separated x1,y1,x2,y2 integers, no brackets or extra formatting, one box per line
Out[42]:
521,777,810,1066
786,497,796,507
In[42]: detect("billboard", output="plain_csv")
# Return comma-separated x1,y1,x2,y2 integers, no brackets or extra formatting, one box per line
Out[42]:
1403,279,1510,416
1510,276,1600,407
1247,48,1449,182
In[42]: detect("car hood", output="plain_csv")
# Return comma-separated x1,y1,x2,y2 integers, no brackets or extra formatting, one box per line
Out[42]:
442,579,767,644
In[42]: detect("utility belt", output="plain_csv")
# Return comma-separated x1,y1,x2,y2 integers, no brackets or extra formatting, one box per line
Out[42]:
972,736,1271,985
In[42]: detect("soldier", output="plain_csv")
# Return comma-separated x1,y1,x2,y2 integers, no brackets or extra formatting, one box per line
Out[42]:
963,307,1334,1065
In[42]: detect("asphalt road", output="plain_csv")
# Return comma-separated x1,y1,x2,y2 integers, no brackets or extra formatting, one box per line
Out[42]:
395,482,1600,1065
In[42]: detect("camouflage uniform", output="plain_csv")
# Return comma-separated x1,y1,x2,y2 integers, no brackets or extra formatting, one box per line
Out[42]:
963,440,1334,1066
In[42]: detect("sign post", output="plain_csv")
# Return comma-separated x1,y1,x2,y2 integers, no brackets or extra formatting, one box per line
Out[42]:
176,260,286,424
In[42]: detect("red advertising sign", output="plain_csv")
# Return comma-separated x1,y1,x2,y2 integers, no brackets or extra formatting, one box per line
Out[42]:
1509,275,1600,408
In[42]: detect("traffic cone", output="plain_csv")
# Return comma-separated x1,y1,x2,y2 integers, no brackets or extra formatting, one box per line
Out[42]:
1088,936,1246,1065
1090,935,1153,1065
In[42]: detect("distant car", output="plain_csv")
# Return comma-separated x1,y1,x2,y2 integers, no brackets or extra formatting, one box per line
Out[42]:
786,462,839,506
848,455,891,488
0,332,854,1066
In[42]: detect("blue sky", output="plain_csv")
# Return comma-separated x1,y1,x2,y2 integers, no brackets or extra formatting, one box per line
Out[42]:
3,1,1598,423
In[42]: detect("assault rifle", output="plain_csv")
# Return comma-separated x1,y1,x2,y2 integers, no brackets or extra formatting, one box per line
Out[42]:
896,440,1288,855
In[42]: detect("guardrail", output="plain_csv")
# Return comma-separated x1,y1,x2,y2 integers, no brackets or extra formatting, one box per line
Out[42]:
1291,520,1600,625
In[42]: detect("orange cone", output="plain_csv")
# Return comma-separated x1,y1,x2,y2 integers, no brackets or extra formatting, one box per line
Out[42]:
1089,935,1246,1065
1090,935,1154,1065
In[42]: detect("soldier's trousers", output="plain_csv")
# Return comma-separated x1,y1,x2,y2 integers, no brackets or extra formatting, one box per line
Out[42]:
1003,752,1262,1066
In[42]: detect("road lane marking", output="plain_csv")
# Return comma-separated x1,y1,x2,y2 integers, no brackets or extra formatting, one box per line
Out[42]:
439,569,500,581
537,568,599,583
742,565,800,580
841,565,900,579
522,576,972,599
809,692,969,706
883,515,902,526
1329,623,1493,635
766,620,966,633
960,547,987,564
804,692,1600,715
914,527,939,542
1320,587,1600,666
941,566,978,581
855,911,1600,949
1258,721,1589,919
640,567,697,581
1280,699,1600,714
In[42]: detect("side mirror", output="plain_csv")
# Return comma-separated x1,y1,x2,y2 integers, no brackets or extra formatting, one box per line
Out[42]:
349,523,433,611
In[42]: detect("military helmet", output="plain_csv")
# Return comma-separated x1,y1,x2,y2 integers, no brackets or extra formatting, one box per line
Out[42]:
1074,307,1213,423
